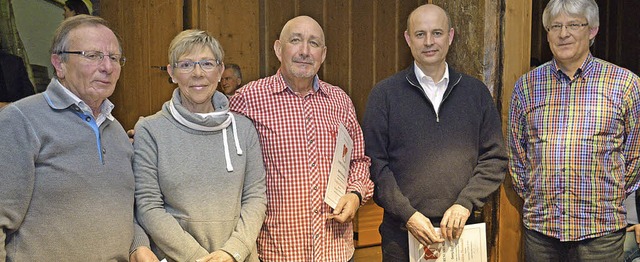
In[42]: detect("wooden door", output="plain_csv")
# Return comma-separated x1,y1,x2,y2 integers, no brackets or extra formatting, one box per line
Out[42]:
100,0,183,130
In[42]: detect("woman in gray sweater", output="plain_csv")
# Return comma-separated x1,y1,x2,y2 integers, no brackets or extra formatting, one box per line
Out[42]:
133,29,266,262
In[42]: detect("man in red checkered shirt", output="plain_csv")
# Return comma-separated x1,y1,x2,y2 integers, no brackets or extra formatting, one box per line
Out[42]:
229,16,374,261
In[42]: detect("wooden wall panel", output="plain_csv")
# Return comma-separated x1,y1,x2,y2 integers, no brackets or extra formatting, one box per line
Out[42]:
434,1,486,82
323,0,350,94
397,0,424,71
101,0,182,130
350,0,374,120
497,0,531,261
373,0,397,84
193,0,260,84
262,0,296,77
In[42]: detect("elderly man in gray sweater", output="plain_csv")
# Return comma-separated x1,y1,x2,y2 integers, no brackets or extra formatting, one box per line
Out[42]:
0,15,156,261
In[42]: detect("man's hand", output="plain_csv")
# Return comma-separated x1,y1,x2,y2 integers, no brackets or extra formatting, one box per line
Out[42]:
129,246,159,262
327,192,360,223
627,224,640,244
406,211,444,246
196,250,235,262
440,204,471,241
127,129,135,144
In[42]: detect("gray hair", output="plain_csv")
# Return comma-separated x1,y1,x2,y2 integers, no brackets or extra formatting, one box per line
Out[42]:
543,0,599,29
168,29,224,66
50,15,121,62
225,63,242,80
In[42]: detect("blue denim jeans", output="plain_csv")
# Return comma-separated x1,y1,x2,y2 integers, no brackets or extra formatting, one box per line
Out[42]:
524,227,624,262
625,231,640,262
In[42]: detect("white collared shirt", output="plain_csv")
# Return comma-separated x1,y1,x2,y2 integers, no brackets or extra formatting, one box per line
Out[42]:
57,78,115,126
414,62,449,113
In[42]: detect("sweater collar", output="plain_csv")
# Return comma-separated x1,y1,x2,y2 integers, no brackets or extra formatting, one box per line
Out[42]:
163,88,243,172
163,88,231,130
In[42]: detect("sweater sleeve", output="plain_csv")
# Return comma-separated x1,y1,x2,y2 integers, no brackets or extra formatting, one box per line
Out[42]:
0,106,38,262
363,86,418,224
219,122,267,261
454,87,508,211
129,217,151,254
133,121,209,261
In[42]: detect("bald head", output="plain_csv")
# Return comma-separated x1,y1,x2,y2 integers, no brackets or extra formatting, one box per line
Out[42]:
274,15,327,86
279,16,325,44
407,4,452,32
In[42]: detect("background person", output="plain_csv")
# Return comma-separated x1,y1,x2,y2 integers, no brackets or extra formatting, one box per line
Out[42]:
220,63,242,96
0,50,35,109
133,29,266,262
63,0,92,19
363,4,507,261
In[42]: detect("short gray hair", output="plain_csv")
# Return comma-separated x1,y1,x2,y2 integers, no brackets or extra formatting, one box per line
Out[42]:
168,29,224,66
543,0,599,29
225,63,242,79
50,15,121,62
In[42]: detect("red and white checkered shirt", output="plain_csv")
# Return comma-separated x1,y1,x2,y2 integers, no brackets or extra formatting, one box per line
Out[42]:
230,70,373,261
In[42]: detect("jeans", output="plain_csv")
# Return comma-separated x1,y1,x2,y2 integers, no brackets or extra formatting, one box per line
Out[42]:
524,227,624,262
625,231,640,262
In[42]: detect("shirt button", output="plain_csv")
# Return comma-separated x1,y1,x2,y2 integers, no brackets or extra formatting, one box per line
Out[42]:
314,209,318,213
308,139,313,144
313,186,318,190
311,163,315,167
85,116,91,122
102,148,106,154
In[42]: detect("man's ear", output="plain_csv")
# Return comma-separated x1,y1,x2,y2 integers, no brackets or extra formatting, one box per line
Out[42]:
274,40,283,62
51,54,65,79
589,26,599,41
448,28,455,45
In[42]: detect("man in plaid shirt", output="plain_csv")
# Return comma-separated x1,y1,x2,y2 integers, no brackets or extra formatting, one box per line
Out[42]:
229,16,374,261
508,0,640,260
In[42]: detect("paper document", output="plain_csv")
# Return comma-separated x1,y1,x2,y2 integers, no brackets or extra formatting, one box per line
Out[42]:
324,123,353,209
409,223,487,262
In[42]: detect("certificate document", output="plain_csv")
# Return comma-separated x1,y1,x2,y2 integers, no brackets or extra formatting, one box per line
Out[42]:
409,223,487,262
324,123,353,209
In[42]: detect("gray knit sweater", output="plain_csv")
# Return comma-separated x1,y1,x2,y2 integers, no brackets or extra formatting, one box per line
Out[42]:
133,89,266,262
0,79,149,261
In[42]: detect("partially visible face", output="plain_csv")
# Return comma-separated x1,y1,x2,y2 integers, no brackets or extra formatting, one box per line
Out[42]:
63,6,75,19
52,24,121,107
547,12,598,69
168,46,223,113
404,5,454,72
220,68,240,96
274,16,327,81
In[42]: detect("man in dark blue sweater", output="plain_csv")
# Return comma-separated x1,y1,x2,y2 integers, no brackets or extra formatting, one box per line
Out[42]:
362,4,507,261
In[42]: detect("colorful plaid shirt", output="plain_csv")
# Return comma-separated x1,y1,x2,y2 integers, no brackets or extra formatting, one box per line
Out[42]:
508,54,640,241
229,70,373,261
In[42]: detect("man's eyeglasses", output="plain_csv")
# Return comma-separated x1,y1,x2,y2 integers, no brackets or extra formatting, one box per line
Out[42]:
546,23,589,33
174,59,221,73
59,51,126,66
